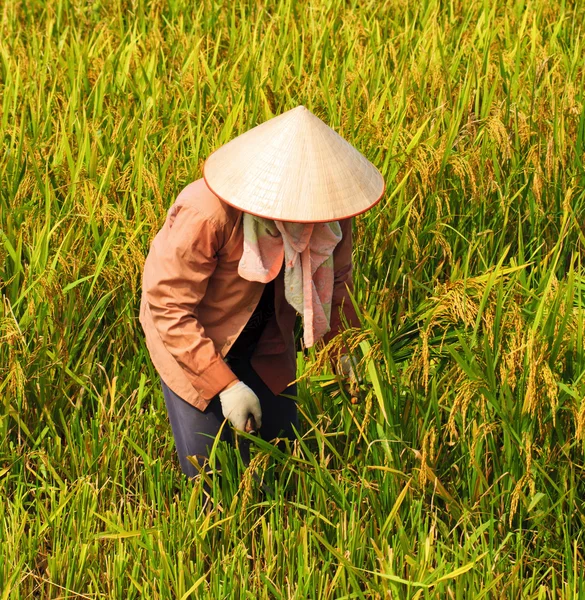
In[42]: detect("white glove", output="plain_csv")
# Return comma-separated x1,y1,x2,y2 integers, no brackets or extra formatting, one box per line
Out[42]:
219,381,262,431
338,354,359,382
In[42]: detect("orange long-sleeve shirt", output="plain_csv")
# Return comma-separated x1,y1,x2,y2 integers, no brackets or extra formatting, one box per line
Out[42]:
139,178,359,411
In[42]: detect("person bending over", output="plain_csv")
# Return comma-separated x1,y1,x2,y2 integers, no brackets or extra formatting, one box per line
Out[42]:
139,106,385,477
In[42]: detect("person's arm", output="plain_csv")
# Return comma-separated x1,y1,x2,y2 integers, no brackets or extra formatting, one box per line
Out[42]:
323,217,361,344
143,205,238,402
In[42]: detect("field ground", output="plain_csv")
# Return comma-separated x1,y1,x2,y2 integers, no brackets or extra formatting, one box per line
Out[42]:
1,0,585,597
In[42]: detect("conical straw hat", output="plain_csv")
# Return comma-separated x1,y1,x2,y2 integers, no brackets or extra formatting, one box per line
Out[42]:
203,106,385,223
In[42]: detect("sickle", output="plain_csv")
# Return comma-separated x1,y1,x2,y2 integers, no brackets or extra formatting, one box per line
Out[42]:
244,415,257,434
239,415,256,468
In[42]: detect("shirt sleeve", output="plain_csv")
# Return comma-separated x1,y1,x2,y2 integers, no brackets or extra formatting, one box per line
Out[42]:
323,217,361,344
142,205,238,400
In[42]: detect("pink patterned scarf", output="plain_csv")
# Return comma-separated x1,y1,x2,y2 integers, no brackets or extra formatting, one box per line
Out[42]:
238,214,342,347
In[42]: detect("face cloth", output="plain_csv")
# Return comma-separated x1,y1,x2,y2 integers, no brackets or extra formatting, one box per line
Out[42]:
238,213,342,347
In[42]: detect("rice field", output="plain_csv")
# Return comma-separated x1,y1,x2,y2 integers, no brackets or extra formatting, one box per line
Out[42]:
1,0,585,597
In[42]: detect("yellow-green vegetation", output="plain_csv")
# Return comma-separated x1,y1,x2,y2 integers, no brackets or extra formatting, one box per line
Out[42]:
1,0,585,597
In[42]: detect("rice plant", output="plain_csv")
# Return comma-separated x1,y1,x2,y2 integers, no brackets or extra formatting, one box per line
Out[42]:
1,0,585,597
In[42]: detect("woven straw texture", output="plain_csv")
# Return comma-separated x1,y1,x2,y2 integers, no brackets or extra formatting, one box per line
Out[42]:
203,106,385,222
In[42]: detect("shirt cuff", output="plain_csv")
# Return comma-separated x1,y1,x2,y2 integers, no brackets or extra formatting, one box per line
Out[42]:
190,357,239,402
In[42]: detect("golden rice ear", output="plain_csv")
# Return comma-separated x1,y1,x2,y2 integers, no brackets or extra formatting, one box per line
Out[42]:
203,105,385,223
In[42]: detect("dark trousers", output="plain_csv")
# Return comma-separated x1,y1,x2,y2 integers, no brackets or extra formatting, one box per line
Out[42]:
161,356,298,478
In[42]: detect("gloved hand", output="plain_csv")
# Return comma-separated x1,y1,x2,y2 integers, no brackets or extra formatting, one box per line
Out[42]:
338,354,359,383
219,381,262,431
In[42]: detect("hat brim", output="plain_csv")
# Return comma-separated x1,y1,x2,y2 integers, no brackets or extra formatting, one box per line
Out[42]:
203,169,386,223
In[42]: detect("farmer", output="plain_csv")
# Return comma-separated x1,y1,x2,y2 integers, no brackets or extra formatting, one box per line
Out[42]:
139,106,385,478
